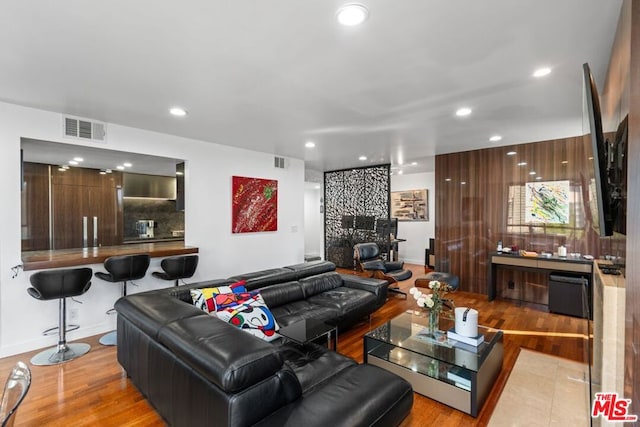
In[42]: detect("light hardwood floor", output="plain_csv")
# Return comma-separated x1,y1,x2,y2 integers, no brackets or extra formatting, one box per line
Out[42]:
0,264,590,426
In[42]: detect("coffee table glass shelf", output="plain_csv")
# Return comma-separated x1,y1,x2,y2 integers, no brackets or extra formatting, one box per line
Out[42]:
364,311,503,417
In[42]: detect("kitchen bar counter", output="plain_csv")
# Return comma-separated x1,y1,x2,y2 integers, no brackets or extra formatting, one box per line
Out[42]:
21,241,199,271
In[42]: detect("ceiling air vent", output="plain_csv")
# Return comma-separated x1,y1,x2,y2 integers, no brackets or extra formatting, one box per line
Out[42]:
62,115,107,142
274,156,286,169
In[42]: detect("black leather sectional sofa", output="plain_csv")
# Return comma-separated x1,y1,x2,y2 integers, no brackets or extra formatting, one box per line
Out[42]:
115,261,413,427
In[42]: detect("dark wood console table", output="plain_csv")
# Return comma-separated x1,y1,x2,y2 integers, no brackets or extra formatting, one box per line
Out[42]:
487,252,593,302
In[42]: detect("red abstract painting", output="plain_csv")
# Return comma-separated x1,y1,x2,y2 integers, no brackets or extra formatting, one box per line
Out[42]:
232,176,278,233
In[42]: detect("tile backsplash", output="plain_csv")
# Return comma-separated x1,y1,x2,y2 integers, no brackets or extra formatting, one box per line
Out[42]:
123,199,184,240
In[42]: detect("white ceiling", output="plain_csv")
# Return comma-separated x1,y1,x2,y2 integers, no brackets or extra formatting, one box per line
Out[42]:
1,0,623,175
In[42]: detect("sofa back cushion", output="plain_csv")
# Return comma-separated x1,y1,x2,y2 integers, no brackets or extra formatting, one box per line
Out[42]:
284,261,336,280
298,272,343,298
229,268,298,291
259,281,304,308
158,316,284,393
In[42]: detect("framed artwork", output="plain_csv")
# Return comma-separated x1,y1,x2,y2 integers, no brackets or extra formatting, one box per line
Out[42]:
524,180,570,224
391,189,428,221
232,176,278,233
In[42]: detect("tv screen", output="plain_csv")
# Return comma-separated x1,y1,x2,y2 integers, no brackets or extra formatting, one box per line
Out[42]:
355,215,375,230
583,63,614,237
341,215,355,229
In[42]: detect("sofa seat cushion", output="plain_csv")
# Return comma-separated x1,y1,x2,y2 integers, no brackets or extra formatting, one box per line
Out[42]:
306,287,377,316
279,342,356,393
298,272,343,298
253,364,414,427
158,315,284,393
270,301,340,327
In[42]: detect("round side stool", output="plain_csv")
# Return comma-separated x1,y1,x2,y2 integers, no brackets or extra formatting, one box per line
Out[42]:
27,267,93,365
95,254,150,345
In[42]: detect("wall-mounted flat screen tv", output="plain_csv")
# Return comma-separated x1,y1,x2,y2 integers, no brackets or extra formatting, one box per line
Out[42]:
583,63,619,237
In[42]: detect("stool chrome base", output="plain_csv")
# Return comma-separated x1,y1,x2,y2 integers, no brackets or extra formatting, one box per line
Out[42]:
99,331,117,346
31,342,91,366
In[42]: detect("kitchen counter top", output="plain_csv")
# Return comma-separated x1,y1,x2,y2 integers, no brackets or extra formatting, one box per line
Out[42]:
21,241,199,271
122,237,184,244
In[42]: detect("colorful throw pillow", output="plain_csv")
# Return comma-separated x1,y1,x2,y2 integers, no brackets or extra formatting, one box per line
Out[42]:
214,292,280,342
190,280,247,313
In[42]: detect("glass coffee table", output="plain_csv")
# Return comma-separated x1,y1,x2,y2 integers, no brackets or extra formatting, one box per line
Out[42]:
279,318,338,351
364,311,503,417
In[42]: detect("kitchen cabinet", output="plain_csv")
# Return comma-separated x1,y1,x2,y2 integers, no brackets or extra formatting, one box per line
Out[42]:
51,167,123,249
21,162,50,251
21,162,123,251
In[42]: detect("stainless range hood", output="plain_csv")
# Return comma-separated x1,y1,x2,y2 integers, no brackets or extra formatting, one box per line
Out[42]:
123,173,177,199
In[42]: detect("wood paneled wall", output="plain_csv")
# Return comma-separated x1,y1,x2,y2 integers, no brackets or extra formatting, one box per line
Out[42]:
435,135,625,302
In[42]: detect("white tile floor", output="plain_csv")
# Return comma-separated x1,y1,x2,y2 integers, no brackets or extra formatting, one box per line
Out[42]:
488,349,590,427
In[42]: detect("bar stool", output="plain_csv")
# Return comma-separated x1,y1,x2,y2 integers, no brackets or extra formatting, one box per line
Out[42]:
95,254,150,346
152,255,199,287
27,267,92,366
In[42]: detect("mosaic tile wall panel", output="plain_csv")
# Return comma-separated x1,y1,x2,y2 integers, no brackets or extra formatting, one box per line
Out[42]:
324,165,390,268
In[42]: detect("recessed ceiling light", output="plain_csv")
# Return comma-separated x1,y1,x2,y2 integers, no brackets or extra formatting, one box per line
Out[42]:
533,67,552,78
529,171,536,175
73,157,84,162
116,165,125,170
561,160,569,164
58,167,66,172
68,160,79,165
169,107,188,116
123,162,132,167
536,176,543,180
461,181,467,185
398,170,403,175
411,162,418,166
455,107,472,117
517,162,527,166
506,151,517,156
588,156,593,160
62,165,70,169
105,169,112,173
359,155,367,161
445,178,452,182
305,141,316,148
489,135,502,142
336,4,369,26
99,171,107,175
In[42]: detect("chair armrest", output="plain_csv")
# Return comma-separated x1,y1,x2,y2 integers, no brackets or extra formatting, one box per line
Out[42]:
340,274,388,299
360,260,386,271
384,260,404,271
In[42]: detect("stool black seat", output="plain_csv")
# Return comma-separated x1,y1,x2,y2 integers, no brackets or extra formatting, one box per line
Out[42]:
95,254,150,345
27,267,92,366
152,255,199,287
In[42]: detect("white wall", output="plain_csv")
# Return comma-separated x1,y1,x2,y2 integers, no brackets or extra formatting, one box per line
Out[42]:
390,172,436,265
0,101,305,357
303,184,323,258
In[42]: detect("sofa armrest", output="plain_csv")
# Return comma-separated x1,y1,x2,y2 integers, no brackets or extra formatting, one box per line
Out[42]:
384,260,404,271
340,274,388,298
